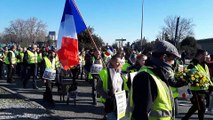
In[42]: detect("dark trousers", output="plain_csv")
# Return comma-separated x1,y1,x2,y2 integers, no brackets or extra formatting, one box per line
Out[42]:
7,64,16,82
37,62,42,78
20,64,27,80
43,80,54,103
70,66,80,84
0,61,3,78
205,92,210,108
16,62,21,75
23,63,38,88
182,91,206,120
66,67,79,97
17,62,24,77
91,74,99,105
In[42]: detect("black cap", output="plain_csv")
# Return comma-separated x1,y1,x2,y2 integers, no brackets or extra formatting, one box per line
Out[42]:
152,40,180,58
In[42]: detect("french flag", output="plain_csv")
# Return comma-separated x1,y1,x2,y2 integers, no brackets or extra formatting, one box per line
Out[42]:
57,0,86,70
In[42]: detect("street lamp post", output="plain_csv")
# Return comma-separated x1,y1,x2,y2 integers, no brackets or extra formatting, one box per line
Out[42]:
174,16,180,47
141,0,144,51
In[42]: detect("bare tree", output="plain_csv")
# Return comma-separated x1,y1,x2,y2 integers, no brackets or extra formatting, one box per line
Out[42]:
161,16,194,43
25,17,47,43
3,17,47,46
4,19,26,43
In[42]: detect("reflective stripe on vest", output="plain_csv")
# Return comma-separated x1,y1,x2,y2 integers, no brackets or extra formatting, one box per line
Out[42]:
149,110,172,118
190,64,211,91
5,51,16,65
43,57,56,70
27,50,37,64
129,67,173,120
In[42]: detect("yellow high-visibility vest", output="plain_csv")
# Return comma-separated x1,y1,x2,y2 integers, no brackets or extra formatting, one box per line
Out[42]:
128,67,174,120
43,57,56,70
27,50,37,64
5,51,16,65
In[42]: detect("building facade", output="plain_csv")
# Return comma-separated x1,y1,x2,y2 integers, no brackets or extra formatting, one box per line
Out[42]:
197,38,213,55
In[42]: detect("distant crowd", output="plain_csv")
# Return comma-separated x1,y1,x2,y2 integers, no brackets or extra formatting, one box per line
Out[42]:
1,40,213,120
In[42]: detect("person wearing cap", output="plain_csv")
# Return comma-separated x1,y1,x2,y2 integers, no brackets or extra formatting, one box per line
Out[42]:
128,40,186,120
23,44,39,89
182,49,212,120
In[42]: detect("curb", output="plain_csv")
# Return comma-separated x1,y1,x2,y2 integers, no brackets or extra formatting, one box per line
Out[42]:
0,86,28,99
0,86,60,117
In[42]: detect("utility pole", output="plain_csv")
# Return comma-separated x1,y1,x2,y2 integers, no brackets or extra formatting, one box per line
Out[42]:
116,38,126,48
141,0,144,51
174,16,180,47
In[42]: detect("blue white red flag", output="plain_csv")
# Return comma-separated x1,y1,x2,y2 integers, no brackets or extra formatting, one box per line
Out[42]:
57,0,86,70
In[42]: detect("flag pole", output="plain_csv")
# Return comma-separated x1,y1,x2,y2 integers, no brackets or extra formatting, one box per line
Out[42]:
72,0,106,68
86,28,107,68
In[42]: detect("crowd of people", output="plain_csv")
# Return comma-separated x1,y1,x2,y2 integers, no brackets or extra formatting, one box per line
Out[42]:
0,44,60,104
1,40,213,120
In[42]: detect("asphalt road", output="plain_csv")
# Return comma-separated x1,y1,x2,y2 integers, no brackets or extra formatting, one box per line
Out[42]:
1,76,213,120
0,77,104,120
